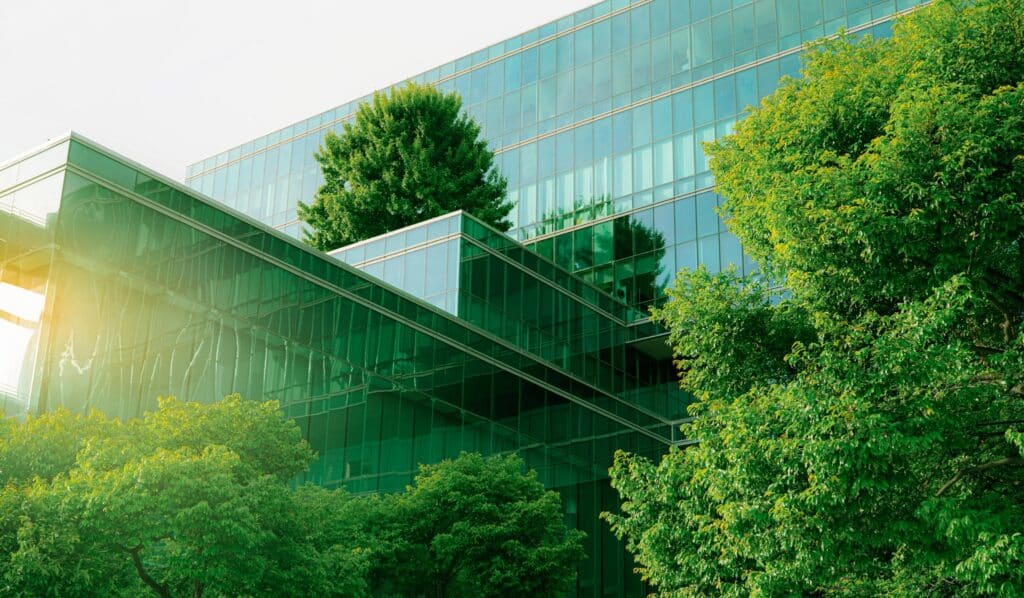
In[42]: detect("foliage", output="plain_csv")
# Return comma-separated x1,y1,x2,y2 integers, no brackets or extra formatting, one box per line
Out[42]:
299,82,511,250
653,266,814,400
0,395,367,597
367,452,586,598
0,401,582,597
608,0,1024,595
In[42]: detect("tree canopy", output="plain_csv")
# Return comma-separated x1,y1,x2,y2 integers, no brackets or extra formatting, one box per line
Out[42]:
299,83,511,250
0,395,368,597
606,0,1024,595
366,453,585,598
0,398,582,597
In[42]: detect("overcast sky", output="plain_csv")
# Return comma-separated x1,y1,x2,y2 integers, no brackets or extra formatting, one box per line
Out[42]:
0,0,594,180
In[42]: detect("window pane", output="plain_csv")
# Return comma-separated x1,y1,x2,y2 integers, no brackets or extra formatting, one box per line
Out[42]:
613,154,633,198
593,57,612,101
556,72,573,115
539,78,557,121
611,12,630,52
696,192,718,237
631,4,651,42
539,41,557,78
612,111,632,154
652,97,672,139
714,77,736,118
673,133,695,178
674,196,697,242
712,13,733,60
504,55,521,91
594,19,611,58
575,65,593,109
671,29,691,74
653,139,674,186
652,36,671,83
521,47,539,84
633,146,653,192
594,116,612,157
734,5,755,51
736,68,758,112
575,122,594,167
575,26,593,64
651,0,670,38
694,83,714,125
557,34,574,73
631,43,651,89
692,19,712,66
611,51,631,96
632,104,652,146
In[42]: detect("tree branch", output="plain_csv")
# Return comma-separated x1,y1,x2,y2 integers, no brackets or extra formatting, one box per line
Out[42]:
972,343,1009,356
976,419,1024,427
125,545,171,598
935,457,1024,497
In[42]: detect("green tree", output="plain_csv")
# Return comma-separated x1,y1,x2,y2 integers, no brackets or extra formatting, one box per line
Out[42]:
369,452,586,598
0,396,369,597
299,83,511,250
0,401,583,596
606,0,1024,595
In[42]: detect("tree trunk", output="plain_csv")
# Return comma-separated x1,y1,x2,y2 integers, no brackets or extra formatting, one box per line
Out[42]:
126,546,172,598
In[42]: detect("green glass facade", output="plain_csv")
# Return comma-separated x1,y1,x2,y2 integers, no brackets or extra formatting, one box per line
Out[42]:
1,135,685,595
331,211,687,436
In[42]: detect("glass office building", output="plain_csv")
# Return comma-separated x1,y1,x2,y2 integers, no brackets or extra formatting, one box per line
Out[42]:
186,0,924,313
1,135,681,595
2,2,929,596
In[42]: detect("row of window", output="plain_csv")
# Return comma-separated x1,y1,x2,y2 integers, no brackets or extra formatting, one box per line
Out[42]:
193,50,776,235
56,154,681,439
188,16,905,250
468,52,788,174
352,236,647,392
444,0,870,113
187,0,916,178
524,192,755,308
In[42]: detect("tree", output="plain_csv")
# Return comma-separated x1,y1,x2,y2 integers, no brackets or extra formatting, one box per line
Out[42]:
0,400,583,596
0,396,369,597
606,0,1024,595
368,453,586,598
299,83,511,250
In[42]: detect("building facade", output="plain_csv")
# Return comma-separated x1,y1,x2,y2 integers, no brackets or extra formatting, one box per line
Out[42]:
186,0,924,313
0,135,677,595
1,1,927,596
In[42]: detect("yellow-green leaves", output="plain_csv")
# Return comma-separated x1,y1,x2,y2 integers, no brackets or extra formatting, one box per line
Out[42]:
0,395,369,597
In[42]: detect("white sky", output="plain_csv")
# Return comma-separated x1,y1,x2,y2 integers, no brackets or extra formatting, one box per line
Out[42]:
0,0,595,180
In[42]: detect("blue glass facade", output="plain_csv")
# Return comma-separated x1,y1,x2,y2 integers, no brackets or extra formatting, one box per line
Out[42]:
186,0,925,312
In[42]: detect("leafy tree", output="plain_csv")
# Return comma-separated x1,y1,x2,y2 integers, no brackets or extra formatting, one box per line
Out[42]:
369,452,586,598
607,0,1024,595
0,409,133,596
0,401,583,597
0,396,369,598
299,83,511,250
